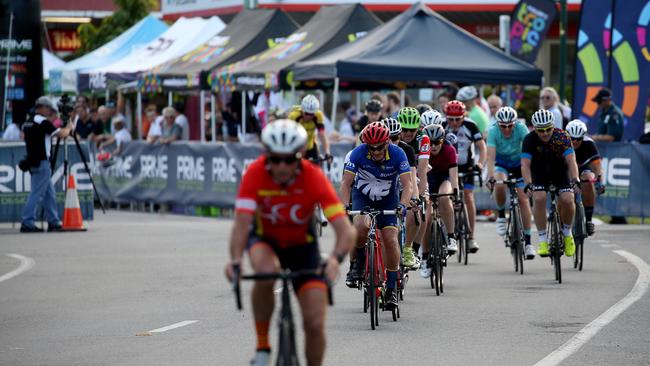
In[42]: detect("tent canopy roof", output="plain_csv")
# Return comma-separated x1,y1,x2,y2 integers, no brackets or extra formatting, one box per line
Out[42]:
292,2,543,86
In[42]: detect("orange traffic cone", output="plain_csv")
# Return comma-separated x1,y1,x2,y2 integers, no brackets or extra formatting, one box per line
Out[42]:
62,174,87,231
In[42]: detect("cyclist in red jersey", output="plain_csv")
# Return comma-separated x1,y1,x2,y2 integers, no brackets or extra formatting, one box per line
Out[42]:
226,120,356,366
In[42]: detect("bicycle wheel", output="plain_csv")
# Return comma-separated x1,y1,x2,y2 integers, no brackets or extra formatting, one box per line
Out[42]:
576,238,584,271
462,205,470,266
367,239,377,330
552,215,562,284
513,206,524,275
429,222,438,290
277,318,299,366
436,224,446,294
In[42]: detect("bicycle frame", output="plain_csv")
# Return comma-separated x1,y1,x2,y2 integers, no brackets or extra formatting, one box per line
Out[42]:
573,189,587,271
428,192,454,295
494,177,526,275
547,186,564,284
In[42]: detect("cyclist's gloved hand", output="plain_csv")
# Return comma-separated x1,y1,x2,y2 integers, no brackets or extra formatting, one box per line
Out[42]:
524,183,534,197
570,178,581,192
486,177,496,191
324,153,334,163
595,181,606,195
398,203,408,217
225,261,241,283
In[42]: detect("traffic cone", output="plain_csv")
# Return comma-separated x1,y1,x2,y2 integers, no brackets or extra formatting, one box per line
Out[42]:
62,174,87,231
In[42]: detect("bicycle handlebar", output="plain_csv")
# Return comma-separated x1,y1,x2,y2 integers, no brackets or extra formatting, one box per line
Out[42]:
347,209,399,216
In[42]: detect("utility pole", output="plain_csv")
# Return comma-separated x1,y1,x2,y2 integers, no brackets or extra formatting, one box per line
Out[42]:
558,0,568,102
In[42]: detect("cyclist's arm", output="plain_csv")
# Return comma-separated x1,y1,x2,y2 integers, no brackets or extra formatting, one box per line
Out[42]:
589,159,604,182
475,139,487,167
340,171,355,207
400,172,413,206
318,129,330,155
487,146,497,178
329,216,356,261
229,211,254,264
410,167,418,200
416,159,428,195
521,157,532,185
449,166,459,191
564,152,579,181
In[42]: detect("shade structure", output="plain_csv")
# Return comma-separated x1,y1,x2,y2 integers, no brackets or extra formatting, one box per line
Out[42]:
141,9,298,92
48,15,168,93
209,3,381,92
292,2,543,87
78,17,225,92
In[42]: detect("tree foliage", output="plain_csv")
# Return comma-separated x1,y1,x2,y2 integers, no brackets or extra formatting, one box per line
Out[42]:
76,0,158,56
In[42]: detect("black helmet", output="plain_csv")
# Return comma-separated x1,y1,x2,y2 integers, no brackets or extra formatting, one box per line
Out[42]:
365,99,383,113
415,103,433,116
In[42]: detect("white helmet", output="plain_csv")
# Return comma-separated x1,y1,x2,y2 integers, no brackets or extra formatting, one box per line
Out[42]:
531,109,555,128
495,106,517,124
420,109,444,128
382,117,401,136
300,94,319,114
566,119,587,139
422,124,446,142
456,86,478,102
261,119,308,154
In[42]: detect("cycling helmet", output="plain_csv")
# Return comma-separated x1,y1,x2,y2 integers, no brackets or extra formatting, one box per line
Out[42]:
420,109,444,128
365,99,383,113
444,100,466,117
456,86,478,102
382,117,401,136
531,109,555,128
566,119,587,139
300,94,319,114
422,124,446,142
416,103,433,115
495,106,518,124
362,121,390,145
397,107,420,129
261,119,308,154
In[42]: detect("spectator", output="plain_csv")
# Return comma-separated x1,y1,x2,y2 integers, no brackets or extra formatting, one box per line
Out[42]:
76,95,90,109
92,106,112,146
2,120,22,141
160,106,182,144
436,92,451,116
487,94,503,127
386,91,401,117
222,101,239,142
20,96,72,233
105,101,125,126
73,104,95,139
142,104,161,139
591,88,624,142
145,106,165,144
457,85,489,134
89,107,98,122
539,87,564,129
354,99,383,137
99,115,132,156
330,107,357,143
174,102,189,140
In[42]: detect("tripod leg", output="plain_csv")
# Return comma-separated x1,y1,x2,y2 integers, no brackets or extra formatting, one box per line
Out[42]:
71,133,106,213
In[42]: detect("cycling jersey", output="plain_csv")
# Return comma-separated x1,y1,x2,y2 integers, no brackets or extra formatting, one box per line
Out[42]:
443,118,483,166
487,122,528,169
404,132,431,161
287,107,325,151
521,129,574,190
397,140,416,168
574,137,600,171
235,156,346,248
345,143,410,229
427,142,457,192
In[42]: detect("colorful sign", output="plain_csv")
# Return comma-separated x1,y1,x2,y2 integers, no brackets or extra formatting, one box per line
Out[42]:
572,0,650,140
509,0,557,63
47,29,81,52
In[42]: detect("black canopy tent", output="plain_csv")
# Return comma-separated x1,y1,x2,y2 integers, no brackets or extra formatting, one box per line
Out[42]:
208,3,382,93
140,9,298,92
291,2,543,87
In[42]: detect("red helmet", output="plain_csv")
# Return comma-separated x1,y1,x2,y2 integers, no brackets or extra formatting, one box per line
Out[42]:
362,121,390,145
445,100,466,117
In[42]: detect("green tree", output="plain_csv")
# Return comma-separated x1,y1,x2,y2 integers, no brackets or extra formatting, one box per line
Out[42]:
76,0,158,56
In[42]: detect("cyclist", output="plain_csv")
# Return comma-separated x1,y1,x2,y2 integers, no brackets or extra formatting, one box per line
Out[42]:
419,124,460,278
341,122,413,311
521,109,580,257
416,103,433,116
225,120,356,366
288,94,332,162
486,107,535,259
354,99,384,137
397,107,431,268
566,119,606,236
442,100,487,253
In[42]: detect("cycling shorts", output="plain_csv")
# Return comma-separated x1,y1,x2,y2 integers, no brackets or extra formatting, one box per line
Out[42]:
351,192,399,230
495,164,525,188
531,162,571,192
427,173,451,194
458,164,476,190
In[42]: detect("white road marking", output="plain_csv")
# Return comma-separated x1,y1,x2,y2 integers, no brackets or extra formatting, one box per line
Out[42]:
600,244,621,249
148,320,198,333
0,254,35,283
534,250,650,366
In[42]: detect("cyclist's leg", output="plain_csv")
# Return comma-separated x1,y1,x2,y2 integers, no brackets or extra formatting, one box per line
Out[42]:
248,240,280,353
439,180,455,235
580,170,596,231
494,167,509,235
532,189,548,232
510,166,532,246
379,215,400,308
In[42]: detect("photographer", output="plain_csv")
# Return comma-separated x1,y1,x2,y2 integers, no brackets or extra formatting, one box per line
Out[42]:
19,96,72,233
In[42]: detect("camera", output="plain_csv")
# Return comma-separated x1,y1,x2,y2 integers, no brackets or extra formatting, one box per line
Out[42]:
57,94,74,122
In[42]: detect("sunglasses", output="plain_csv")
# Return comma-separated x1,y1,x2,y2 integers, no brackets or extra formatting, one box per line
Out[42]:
368,143,387,152
447,117,463,121
571,138,583,142
499,123,514,129
303,112,315,117
431,139,444,146
535,126,554,133
268,155,299,164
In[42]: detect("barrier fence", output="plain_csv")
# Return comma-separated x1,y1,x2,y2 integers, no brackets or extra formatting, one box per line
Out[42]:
1,141,648,222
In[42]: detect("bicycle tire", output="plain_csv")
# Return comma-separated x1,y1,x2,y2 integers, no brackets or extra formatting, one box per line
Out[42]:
576,238,584,271
513,205,525,275
552,214,562,284
436,223,446,295
573,201,586,271
429,221,438,291
462,205,470,266
367,238,377,330
363,288,368,313
277,318,299,366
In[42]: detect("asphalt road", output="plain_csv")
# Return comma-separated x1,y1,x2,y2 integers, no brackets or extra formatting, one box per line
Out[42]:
1,212,648,366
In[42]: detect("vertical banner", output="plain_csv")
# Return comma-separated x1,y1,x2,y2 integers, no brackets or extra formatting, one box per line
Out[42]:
573,0,650,141
0,0,44,126
509,0,558,63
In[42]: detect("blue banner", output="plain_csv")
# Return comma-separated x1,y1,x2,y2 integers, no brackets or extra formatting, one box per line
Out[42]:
509,0,558,63
572,0,650,141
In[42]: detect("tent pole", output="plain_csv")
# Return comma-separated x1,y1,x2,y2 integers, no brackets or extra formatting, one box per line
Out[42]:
317,90,325,110
291,83,296,105
105,89,109,103
400,89,405,108
211,93,216,142
331,77,339,124
136,90,142,139
241,91,246,142
168,91,172,107
200,90,206,142
356,91,361,113
1,12,13,132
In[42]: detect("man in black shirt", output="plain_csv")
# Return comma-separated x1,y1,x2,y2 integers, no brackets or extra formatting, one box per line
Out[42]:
73,104,95,139
353,99,383,138
20,97,72,232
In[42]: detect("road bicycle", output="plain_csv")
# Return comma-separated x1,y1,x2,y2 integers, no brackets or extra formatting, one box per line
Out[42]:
491,176,527,275
233,265,332,366
456,168,483,265
427,192,455,295
546,185,564,284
